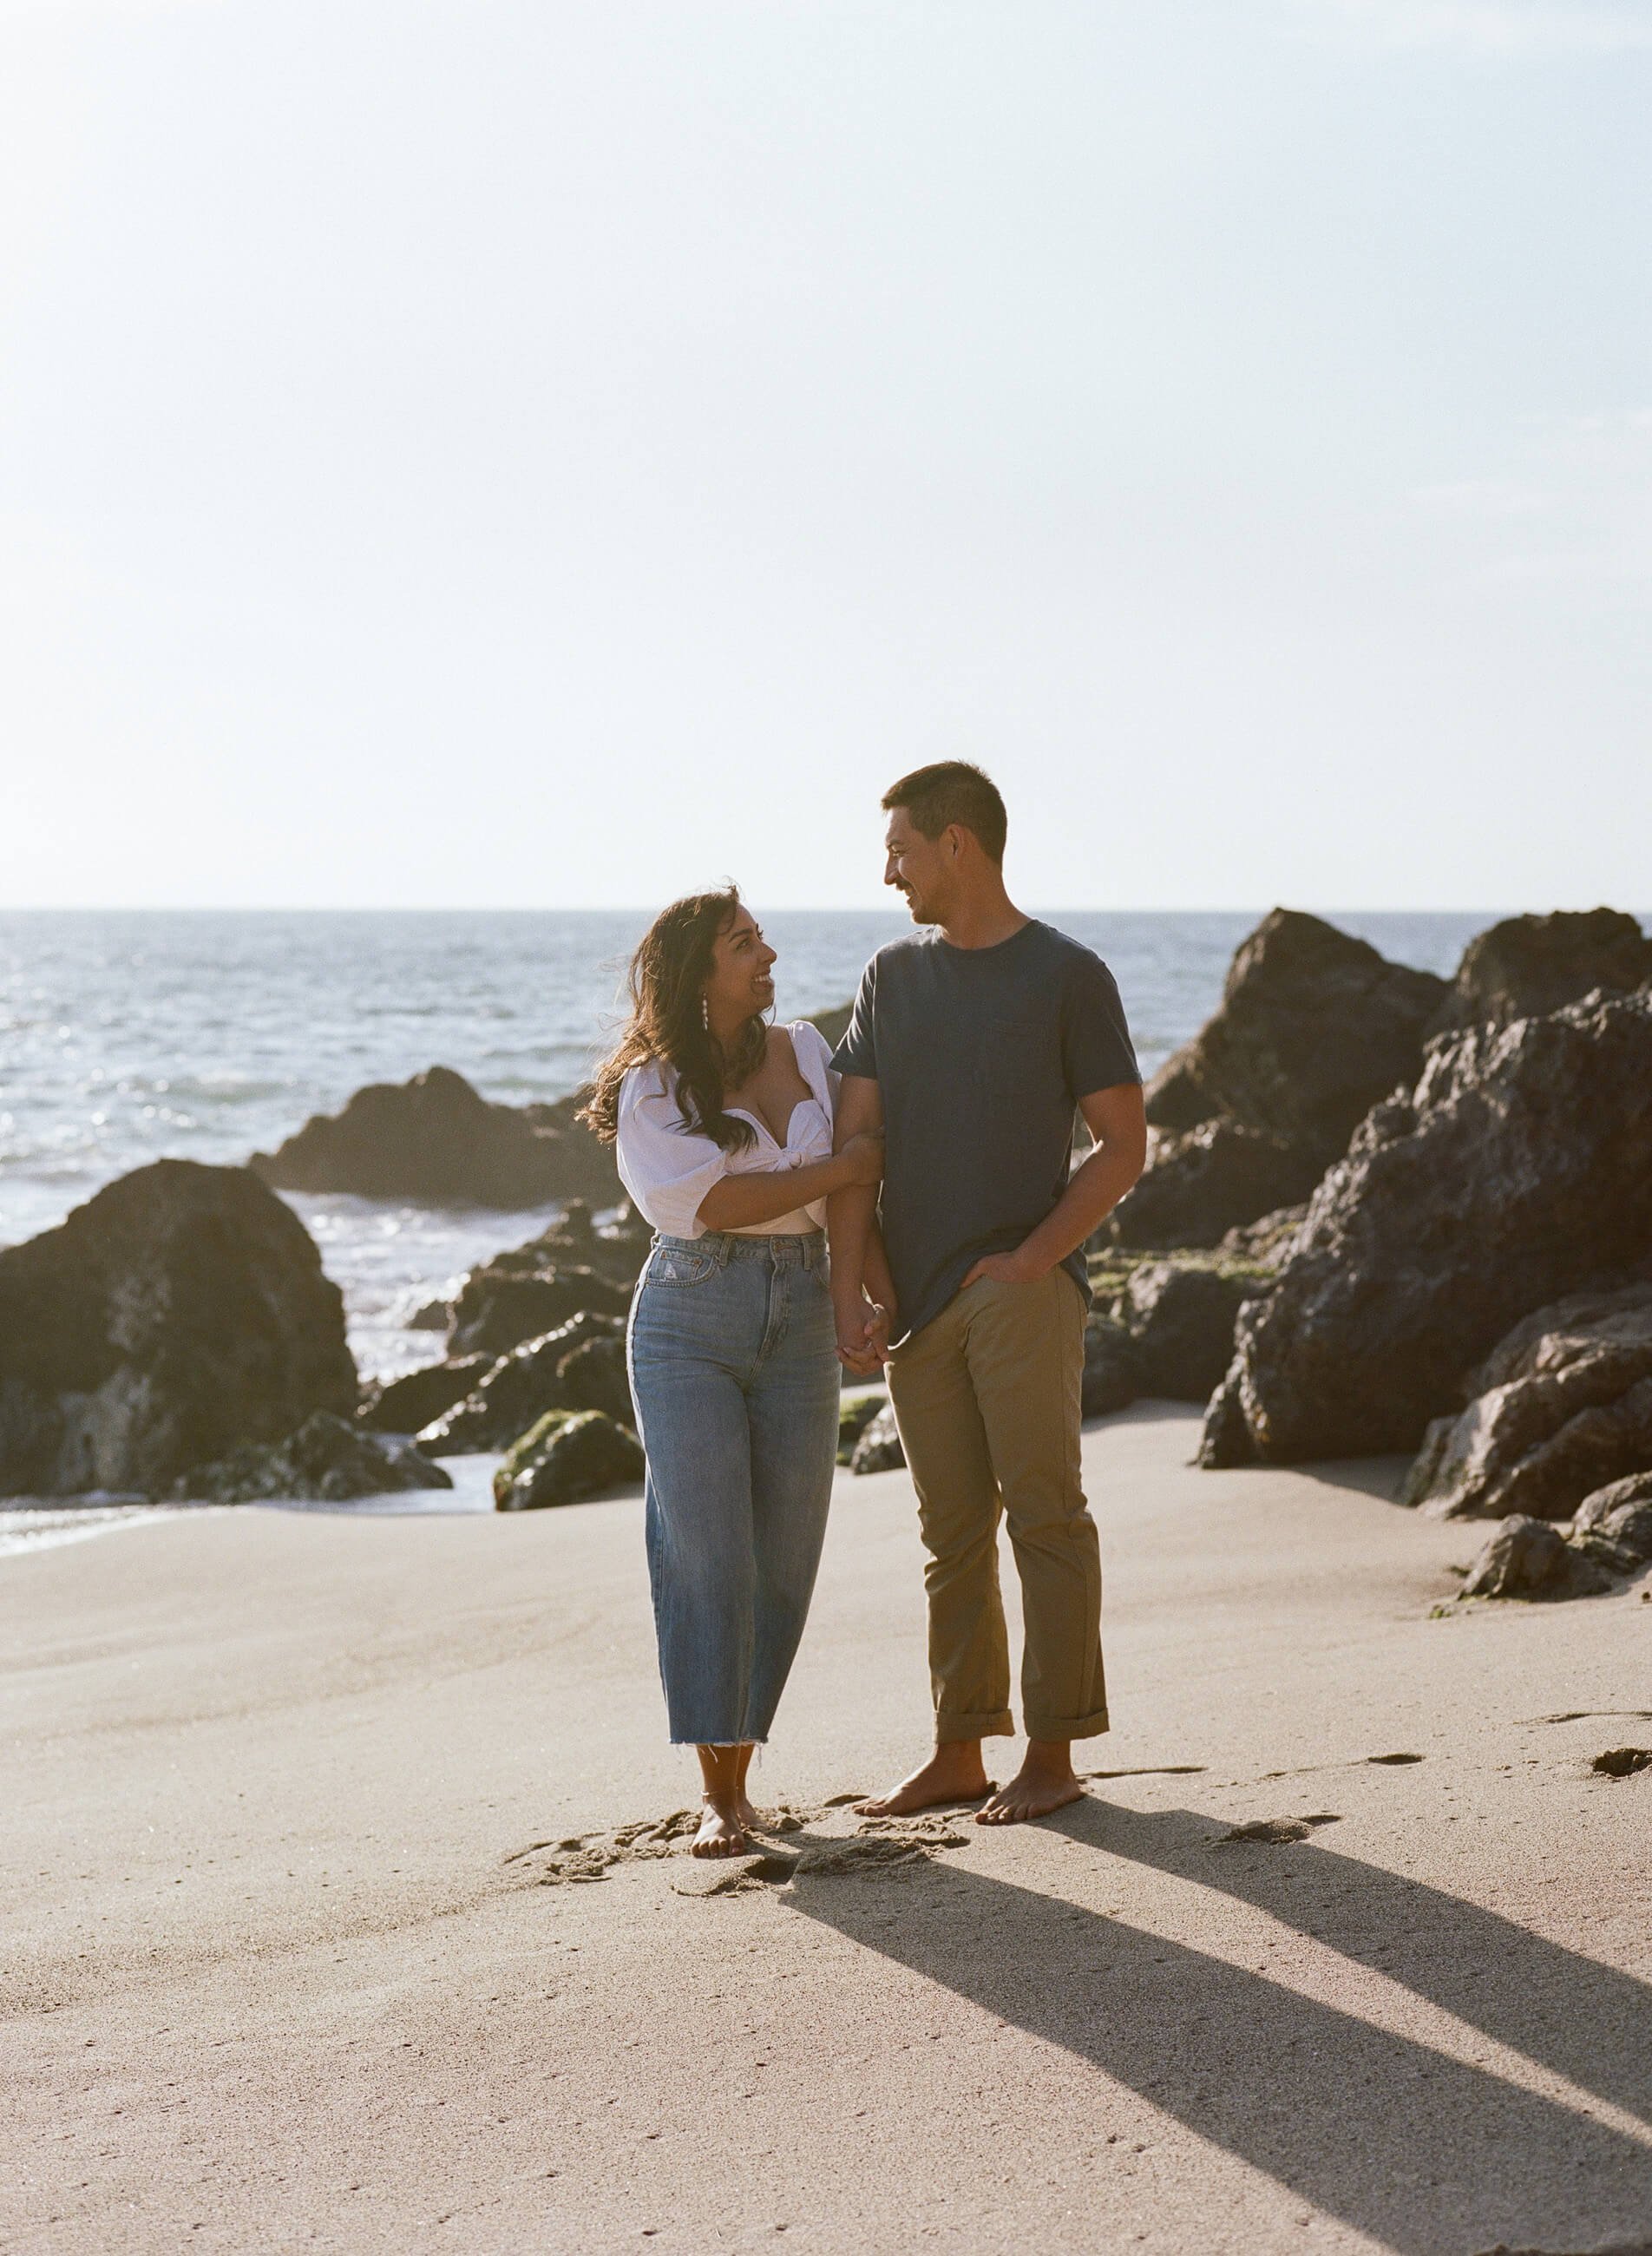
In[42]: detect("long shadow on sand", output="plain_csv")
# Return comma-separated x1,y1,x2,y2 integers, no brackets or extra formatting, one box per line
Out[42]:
1074,1799,1652,2128
785,1803,1652,2256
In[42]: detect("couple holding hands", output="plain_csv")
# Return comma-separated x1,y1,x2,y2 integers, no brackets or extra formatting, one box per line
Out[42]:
582,762,1147,1856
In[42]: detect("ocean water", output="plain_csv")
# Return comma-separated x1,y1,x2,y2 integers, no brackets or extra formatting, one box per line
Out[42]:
0,907,1496,1386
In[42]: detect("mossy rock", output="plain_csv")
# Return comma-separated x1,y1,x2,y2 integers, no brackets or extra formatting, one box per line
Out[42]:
494,1409,644,1512
837,1391,888,1466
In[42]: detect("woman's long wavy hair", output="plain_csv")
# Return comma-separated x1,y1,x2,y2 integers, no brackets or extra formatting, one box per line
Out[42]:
580,887,768,1151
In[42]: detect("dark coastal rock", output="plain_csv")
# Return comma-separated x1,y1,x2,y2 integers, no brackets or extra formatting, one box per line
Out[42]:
494,1409,643,1512
1081,1316,1143,1420
557,1336,633,1425
357,1354,492,1435
807,1000,854,1049
1432,908,1652,1035
498,1199,649,1289
250,1066,620,1209
1108,1121,1322,1251
417,1313,625,1453
171,1411,451,1504
838,1392,888,1465
849,1404,906,1474
1399,1288,1652,1520
1145,909,1447,1168
1200,987,1652,1466
1218,1202,1310,1267
448,1264,632,1360
1573,1470,1652,1537
1458,1515,1612,1602
0,1159,357,1499
1121,1263,1260,1403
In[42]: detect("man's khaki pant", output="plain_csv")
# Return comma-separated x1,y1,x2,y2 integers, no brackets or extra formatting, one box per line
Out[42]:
886,1268,1107,1744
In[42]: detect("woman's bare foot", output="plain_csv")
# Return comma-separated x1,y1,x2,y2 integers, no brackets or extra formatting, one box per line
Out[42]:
858,1741,991,1818
975,1741,1084,1826
692,1743,757,1855
691,1797,751,1858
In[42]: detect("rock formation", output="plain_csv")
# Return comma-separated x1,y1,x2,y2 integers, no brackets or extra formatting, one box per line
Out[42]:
494,1409,644,1512
0,1160,357,1499
250,1067,620,1208
418,1313,625,1454
849,1403,906,1474
1457,1516,1613,1602
447,1264,633,1360
172,1412,450,1504
1144,909,1446,1169
357,1354,492,1436
1108,1122,1322,1251
1119,1263,1261,1403
1431,908,1652,1035
1399,1287,1652,1519
1201,987,1652,1466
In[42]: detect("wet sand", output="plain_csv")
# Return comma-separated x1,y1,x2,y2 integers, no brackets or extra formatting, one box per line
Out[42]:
4,1403,1650,2255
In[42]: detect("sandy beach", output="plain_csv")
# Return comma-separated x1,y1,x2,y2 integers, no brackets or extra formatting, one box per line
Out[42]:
3,1406,1649,2255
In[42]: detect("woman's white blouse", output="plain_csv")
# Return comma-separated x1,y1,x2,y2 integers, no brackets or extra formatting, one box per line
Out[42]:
614,1020,840,1241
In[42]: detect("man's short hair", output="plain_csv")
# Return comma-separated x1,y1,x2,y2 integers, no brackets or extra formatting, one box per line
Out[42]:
880,761,1007,865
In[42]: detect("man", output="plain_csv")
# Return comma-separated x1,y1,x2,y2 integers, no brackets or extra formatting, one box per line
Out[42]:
828,762,1146,1825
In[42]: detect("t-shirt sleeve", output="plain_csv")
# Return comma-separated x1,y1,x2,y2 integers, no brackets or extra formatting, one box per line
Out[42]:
829,961,879,1081
614,1071,729,1239
1062,952,1141,1100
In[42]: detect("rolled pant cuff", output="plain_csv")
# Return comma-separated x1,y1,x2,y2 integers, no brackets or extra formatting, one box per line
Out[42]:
936,1708,1015,1741
1023,1708,1111,1743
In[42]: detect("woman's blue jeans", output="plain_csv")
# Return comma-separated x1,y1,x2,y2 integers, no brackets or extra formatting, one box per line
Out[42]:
626,1231,840,1747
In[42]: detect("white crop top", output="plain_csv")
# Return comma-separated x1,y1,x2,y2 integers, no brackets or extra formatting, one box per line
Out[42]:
614,1020,840,1240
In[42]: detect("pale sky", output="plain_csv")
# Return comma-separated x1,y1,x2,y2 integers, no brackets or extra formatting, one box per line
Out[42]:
2,0,1649,911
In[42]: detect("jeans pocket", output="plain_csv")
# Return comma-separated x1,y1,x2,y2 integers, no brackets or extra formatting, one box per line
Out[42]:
648,1246,719,1289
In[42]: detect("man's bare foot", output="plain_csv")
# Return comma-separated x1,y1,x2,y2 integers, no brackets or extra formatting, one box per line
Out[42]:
975,1745,1085,1826
858,1742,991,1818
691,1798,751,1858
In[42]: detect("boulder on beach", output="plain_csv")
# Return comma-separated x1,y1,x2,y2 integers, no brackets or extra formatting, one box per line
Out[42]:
0,1159,357,1499
837,1392,888,1465
1107,1121,1323,1251
1398,1287,1652,1520
494,1408,643,1512
1457,1515,1613,1603
418,1312,625,1454
1431,908,1652,1035
1200,986,1652,1466
171,1411,451,1504
250,1067,620,1209
557,1335,633,1426
448,1264,633,1360
1144,909,1447,1170
357,1354,493,1436
1120,1262,1261,1403
1081,1315,1143,1419
849,1403,906,1474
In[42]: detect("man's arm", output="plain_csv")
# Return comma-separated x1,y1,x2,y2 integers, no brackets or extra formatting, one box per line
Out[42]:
827,1075,890,1374
960,1082,1147,1291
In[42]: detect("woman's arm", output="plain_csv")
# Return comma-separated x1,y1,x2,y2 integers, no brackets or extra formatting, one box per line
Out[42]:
697,1133,882,1232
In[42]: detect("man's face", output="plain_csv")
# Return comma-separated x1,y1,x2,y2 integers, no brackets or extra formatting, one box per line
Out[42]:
883,807,952,924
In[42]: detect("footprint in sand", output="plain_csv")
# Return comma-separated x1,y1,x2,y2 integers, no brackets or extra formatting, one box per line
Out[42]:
1215,1814,1342,1846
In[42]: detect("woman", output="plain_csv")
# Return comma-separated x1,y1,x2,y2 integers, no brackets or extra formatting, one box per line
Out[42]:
581,889,884,1858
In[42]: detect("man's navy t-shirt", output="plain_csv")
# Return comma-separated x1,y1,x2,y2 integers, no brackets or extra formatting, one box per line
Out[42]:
830,919,1140,1344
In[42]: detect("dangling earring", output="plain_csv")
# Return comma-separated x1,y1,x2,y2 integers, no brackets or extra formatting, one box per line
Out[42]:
701,994,711,1032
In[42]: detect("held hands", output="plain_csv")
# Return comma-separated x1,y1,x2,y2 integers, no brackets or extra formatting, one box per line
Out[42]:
834,1291,891,1377
959,1243,1052,1292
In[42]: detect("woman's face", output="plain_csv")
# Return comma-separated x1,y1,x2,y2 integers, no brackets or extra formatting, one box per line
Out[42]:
702,902,777,1023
